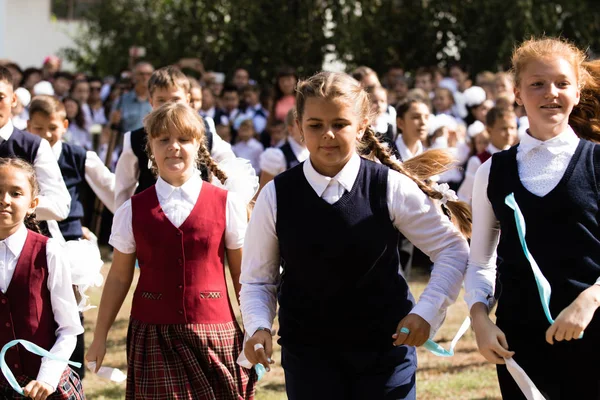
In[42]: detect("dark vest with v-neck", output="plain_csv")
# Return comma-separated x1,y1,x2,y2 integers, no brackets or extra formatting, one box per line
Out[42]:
278,140,300,170
56,142,87,241
130,182,233,324
488,140,600,331
0,128,41,164
0,231,57,381
274,158,413,349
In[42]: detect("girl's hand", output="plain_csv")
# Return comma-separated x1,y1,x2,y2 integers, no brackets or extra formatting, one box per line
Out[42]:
244,330,274,371
22,380,54,400
85,338,107,373
472,313,514,364
546,285,600,344
392,313,431,346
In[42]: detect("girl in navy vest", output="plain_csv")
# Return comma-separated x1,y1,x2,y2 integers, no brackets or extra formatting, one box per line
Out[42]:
241,72,471,400
0,158,84,399
466,38,600,399
86,103,255,399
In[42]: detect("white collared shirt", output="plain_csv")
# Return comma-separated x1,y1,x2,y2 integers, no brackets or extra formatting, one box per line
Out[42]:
52,141,116,213
0,225,83,390
457,143,505,205
110,170,248,254
232,138,264,174
114,126,235,210
0,121,71,221
240,153,469,337
395,135,424,162
465,126,589,310
258,137,309,176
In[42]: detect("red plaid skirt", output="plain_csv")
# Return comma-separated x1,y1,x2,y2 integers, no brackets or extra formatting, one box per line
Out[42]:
0,367,85,399
126,318,255,400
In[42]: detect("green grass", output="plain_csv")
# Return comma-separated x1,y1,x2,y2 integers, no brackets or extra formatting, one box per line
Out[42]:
82,260,501,399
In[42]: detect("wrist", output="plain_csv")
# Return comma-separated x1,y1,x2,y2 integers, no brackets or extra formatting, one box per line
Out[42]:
252,327,272,337
582,284,600,308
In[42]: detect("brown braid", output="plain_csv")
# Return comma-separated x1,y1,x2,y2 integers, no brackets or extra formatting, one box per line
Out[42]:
197,139,228,184
359,127,472,238
24,213,43,234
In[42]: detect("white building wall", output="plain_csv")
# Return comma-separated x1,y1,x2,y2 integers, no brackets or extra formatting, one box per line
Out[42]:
2,0,81,69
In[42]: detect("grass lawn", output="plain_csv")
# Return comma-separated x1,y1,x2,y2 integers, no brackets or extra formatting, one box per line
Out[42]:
82,259,502,400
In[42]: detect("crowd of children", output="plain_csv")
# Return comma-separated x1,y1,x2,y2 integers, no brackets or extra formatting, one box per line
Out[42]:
0,35,598,399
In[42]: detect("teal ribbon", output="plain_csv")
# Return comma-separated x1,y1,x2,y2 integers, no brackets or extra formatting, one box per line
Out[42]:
0,339,82,396
255,363,266,381
399,316,470,357
505,193,583,338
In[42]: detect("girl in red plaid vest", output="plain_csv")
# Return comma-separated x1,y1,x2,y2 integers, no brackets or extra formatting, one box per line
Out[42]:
0,157,85,400
87,103,255,399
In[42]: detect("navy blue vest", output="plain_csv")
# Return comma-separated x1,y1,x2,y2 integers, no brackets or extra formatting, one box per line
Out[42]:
57,143,87,241
278,140,300,170
274,158,414,349
130,121,213,194
0,128,41,164
488,140,600,335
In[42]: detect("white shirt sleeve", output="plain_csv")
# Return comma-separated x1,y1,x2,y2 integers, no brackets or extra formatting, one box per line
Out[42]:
387,170,470,330
114,132,139,210
37,239,84,390
239,181,280,336
109,200,136,254
225,191,248,250
210,131,236,163
33,140,71,221
259,148,287,176
457,156,482,205
85,151,116,214
464,159,500,311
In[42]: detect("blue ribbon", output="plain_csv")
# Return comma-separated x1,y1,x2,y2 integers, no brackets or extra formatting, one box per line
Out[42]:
255,363,266,381
505,193,583,338
0,339,82,396
399,327,456,357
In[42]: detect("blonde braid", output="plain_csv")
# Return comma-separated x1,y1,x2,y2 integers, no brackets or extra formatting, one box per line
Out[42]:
360,128,472,238
197,139,228,184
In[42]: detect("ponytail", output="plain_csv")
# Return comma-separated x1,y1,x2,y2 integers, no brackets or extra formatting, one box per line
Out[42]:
197,139,228,185
24,213,42,235
359,126,472,238
570,60,600,143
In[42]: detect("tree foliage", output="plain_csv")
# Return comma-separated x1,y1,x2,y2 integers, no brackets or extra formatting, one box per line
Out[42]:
61,0,600,81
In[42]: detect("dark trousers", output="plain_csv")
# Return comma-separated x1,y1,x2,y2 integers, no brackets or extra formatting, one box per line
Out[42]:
71,313,85,379
282,342,416,400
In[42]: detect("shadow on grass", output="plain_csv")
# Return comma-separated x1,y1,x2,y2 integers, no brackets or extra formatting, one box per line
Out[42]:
85,384,126,398
258,382,286,392
418,360,490,374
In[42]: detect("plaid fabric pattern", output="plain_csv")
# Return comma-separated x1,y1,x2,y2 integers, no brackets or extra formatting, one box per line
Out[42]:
126,319,256,400
0,367,85,399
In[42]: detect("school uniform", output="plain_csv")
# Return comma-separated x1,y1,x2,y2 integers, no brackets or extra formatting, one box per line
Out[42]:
374,106,398,146
0,121,71,221
393,135,424,163
110,170,255,399
466,127,600,399
232,138,264,174
113,120,235,209
0,225,84,399
457,143,505,205
241,153,469,399
259,137,309,177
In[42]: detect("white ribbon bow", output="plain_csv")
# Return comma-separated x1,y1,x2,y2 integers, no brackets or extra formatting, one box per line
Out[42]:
431,182,458,205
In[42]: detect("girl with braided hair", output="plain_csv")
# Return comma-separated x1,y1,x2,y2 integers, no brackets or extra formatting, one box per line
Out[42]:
87,103,256,399
240,71,470,399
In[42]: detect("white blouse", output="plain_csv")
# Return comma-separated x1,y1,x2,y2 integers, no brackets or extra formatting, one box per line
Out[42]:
395,135,424,162
457,143,505,205
232,138,264,175
258,137,309,176
240,153,469,338
110,170,248,254
0,224,83,390
464,126,594,310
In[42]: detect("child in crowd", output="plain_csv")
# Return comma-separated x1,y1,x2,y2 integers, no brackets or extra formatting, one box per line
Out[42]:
87,103,255,399
0,157,84,399
241,71,470,399
232,119,264,174
0,66,71,223
258,108,309,190
457,106,517,205
466,37,600,399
